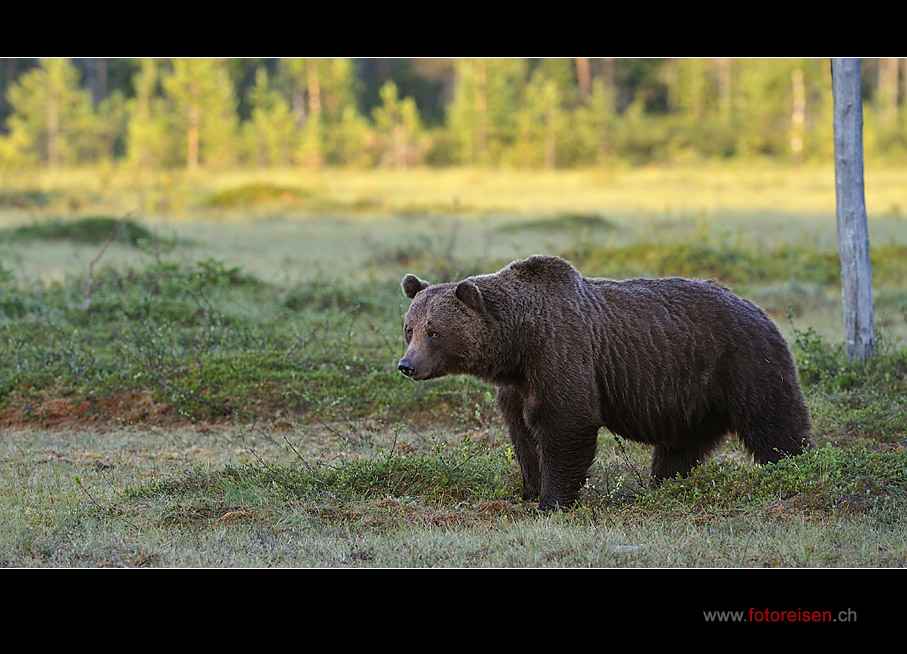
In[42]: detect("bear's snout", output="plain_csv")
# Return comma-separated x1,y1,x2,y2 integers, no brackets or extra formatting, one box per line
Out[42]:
398,359,416,377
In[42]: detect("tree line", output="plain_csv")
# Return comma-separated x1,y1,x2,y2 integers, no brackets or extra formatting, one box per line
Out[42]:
1,58,905,171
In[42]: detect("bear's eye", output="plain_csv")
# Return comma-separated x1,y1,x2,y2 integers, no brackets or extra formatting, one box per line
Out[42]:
429,331,439,339
404,327,413,341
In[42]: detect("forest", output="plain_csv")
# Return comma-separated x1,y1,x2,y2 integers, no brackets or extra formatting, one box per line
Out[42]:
2,57,906,171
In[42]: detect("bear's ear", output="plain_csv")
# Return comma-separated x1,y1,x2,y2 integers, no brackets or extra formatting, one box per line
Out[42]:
455,280,486,314
402,274,430,299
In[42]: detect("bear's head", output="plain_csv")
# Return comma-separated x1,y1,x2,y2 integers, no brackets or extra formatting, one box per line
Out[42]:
398,273,494,381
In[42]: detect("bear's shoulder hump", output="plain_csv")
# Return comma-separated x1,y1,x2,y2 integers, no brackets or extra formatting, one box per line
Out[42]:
504,255,580,283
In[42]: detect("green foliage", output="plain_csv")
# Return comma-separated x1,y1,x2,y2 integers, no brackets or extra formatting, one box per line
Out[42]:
639,443,906,516
161,58,239,170
0,248,490,426
564,238,842,285
447,58,526,166
788,317,907,449
507,61,571,168
242,68,298,167
127,436,517,507
371,81,429,169
126,58,172,169
3,58,92,168
560,235,906,289
0,261,36,320
792,319,907,392
318,438,516,503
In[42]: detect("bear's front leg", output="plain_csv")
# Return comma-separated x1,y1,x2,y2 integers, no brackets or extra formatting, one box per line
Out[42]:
533,418,599,511
496,387,541,501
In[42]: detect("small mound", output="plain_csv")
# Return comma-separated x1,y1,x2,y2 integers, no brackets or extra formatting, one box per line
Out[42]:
496,212,616,234
204,183,313,208
0,216,156,247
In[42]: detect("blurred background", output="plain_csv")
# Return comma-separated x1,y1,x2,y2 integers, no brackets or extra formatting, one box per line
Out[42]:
1,57,905,171
0,58,905,339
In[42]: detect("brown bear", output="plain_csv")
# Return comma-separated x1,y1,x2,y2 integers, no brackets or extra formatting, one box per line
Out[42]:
398,254,811,510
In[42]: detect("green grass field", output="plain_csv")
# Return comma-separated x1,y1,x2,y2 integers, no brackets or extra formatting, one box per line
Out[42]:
1,165,906,567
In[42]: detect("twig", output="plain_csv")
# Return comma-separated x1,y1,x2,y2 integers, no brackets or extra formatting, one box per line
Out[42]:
75,473,141,532
612,435,648,491
281,432,317,474
84,212,135,311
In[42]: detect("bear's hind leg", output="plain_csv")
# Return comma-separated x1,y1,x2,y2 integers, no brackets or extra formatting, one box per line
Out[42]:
735,402,812,466
744,430,812,465
650,436,723,485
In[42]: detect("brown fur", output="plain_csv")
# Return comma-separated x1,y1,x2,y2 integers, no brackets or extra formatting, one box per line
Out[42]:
399,254,811,510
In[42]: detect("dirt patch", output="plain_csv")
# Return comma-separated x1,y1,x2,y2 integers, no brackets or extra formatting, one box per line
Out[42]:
0,389,181,431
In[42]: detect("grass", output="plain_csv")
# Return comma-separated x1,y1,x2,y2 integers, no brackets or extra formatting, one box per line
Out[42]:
4,425,904,567
1,165,906,568
1,162,906,222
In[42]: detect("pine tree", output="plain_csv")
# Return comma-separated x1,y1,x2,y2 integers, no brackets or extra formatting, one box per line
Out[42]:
280,58,323,166
276,58,365,166
3,58,94,167
571,76,615,167
447,58,487,165
447,58,526,166
126,58,176,168
510,61,571,168
243,67,297,167
318,58,358,122
162,58,239,171
329,105,373,167
73,88,127,164
372,81,426,169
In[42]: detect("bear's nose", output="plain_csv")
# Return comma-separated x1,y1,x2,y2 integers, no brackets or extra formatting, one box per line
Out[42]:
398,360,415,377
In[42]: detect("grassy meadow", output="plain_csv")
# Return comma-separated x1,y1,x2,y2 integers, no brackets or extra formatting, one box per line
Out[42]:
1,164,906,568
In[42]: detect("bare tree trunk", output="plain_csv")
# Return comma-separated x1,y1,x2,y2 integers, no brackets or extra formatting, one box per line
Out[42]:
790,67,806,164
600,58,614,99
47,82,59,168
86,58,108,106
715,58,732,122
832,58,874,364
575,57,590,99
898,58,907,109
187,102,200,172
292,89,306,128
474,58,488,165
902,59,907,121
307,59,322,115
303,59,323,168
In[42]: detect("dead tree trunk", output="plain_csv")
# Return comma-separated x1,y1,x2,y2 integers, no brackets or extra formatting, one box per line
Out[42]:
831,58,874,364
